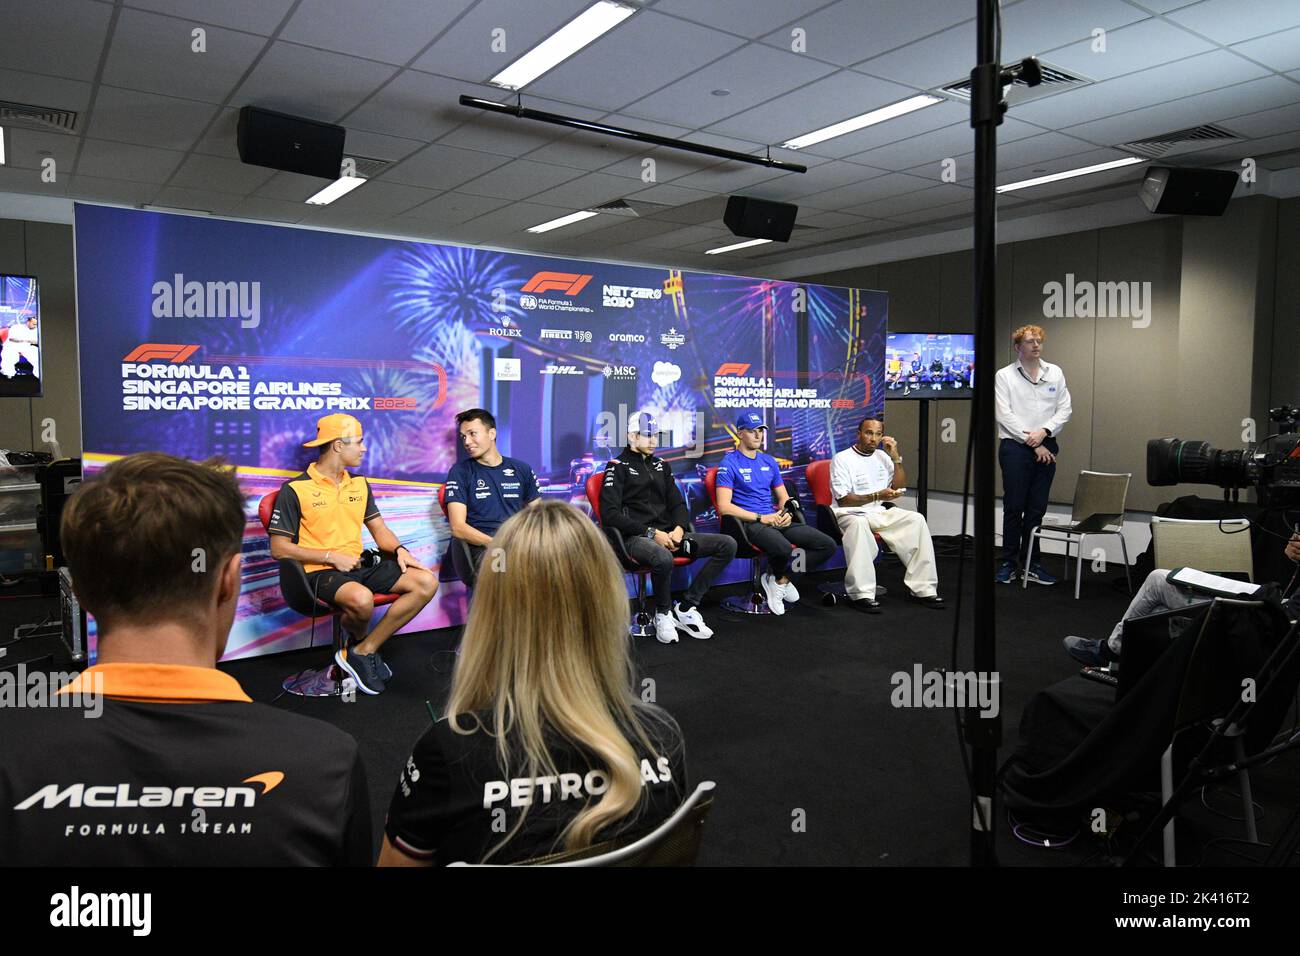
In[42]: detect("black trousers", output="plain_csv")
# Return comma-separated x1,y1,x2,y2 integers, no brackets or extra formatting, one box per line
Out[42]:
624,533,737,612
999,437,1058,566
742,522,837,581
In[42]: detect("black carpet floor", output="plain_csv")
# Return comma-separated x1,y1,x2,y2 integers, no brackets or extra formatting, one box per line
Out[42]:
7,555,1299,866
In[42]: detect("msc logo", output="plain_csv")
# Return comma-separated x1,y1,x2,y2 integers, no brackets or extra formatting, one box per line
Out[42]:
520,295,538,309
123,344,199,363
715,362,751,376
521,272,593,296
602,365,637,380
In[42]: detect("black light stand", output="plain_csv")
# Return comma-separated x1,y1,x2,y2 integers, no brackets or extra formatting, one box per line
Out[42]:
967,0,1041,867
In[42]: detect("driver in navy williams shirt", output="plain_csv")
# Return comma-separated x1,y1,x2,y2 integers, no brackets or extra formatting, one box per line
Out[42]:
444,408,542,570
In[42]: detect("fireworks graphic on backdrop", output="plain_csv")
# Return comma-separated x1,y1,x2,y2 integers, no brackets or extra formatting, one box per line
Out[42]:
340,364,431,472
388,244,529,341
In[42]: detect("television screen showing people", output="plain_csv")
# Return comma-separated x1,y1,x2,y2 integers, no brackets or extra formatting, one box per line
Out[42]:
885,332,974,399
0,274,41,397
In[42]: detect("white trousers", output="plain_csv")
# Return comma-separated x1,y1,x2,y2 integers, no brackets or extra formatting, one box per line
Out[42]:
0,341,38,378
834,506,939,600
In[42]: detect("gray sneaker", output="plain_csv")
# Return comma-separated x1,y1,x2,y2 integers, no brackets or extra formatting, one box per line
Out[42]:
335,647,386,695
375,651,393,681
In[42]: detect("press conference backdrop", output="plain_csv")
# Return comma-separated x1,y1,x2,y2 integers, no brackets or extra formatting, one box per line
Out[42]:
74,203,886,660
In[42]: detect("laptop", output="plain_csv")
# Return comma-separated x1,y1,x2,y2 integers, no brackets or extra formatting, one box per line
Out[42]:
1115,601,1214,701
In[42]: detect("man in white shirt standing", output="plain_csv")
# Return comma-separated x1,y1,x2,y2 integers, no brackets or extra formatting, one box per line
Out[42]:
993,324,1072,585
830,417,943,613
1,314,39,380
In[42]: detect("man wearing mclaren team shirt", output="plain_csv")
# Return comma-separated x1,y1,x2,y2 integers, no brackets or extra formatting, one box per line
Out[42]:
269,414,439,696
0,453,372,866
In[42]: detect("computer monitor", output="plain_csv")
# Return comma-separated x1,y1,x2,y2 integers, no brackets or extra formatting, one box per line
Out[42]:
0,274,42,398
885,332,974,399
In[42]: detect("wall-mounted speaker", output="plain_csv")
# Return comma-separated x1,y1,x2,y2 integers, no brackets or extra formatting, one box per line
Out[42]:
237,106,345,180
1138,166,1238,216
724,195,798,242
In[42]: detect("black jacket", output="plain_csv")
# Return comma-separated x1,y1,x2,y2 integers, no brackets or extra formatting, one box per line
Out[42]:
599,447,690,539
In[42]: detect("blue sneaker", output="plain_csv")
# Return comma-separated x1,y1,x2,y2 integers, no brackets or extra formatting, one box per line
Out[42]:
995,561,1018,584
1024,563,1057,586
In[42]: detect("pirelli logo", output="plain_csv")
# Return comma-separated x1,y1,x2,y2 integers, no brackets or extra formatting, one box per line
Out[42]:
521,272,593,296
123,344,199,363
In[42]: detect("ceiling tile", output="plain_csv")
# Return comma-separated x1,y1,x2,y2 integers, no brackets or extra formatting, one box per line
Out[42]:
341,129,426,165
253,170,342,202
763,0,973,68
455,159,585,201
842,121,983,172
66,174,160,205
0,165,68,196
125,0,298,36
343,69,502,142
169,153,277,194
1036,17,1216,81
148,186,244,215
301,179,437,217
0,0,112,82
705,71,921,146
523,133,650,172
622,182,718,208
1010,50,1271,130
102,8,267,104
1,128,80,173
76,138,185,183
191,107,241,158
0,67,94,115
797,170,935,210
1165,0,1300,45
576,216,682,245
381,142,512,189
526,11,746,112
410,0,593,84
1063,75,1300,146
85,85,221,150
226,195,309,223
621,43,835,129
436,95,608,156
745,161,887,202
652,0,831,39
1231,25,1300,71
232,41,400,123
450,200,578,242
280,0,471,64
523,171,643,209
999,0,1148,59
399,192,509,224
1222,101,1300,138
841,184,971,219
791,100,972,162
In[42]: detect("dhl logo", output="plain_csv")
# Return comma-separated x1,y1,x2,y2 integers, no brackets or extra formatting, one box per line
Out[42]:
715,363,751,376
123,344,199,363
521,272,593,296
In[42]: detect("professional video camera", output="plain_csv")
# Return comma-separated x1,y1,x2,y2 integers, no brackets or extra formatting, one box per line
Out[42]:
1146,405,1300,507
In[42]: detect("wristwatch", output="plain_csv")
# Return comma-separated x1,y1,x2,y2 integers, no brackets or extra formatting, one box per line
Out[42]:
644,527,657,539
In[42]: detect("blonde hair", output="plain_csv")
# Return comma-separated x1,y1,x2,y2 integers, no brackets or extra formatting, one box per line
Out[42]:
446,499,675,858
1013,324,1045,346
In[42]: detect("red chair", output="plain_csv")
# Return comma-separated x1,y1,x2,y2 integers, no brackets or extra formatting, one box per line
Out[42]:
703,465,805,615
804,459,887,603
437,484,480,592
585,471,694,638
258,490,398,697
0,327,7,344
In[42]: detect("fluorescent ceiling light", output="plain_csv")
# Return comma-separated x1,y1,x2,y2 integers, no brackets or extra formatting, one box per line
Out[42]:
997,156,1143,193
305,176,368,205
706,238,772,255
781,94,942,150
490,1,636,91
0,127,5,166
528,210,599,233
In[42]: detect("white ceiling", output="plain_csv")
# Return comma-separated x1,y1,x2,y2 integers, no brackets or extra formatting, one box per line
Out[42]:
1,0,1298,276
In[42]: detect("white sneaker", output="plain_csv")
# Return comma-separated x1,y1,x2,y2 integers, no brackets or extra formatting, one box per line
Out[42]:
781,580,800,603
653,612,680,644
760,573,786,615
673,602,713,639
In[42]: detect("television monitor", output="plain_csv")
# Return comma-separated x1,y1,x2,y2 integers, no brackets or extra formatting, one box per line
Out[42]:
885,332,974,400
0,274,41,398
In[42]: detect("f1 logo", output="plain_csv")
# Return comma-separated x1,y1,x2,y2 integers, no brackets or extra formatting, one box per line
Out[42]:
715,362,751,376
521,272,593,296
123,344,199,363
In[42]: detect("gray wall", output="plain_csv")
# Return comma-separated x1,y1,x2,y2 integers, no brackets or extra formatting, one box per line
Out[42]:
805,196,1293,513
0,219,80,458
